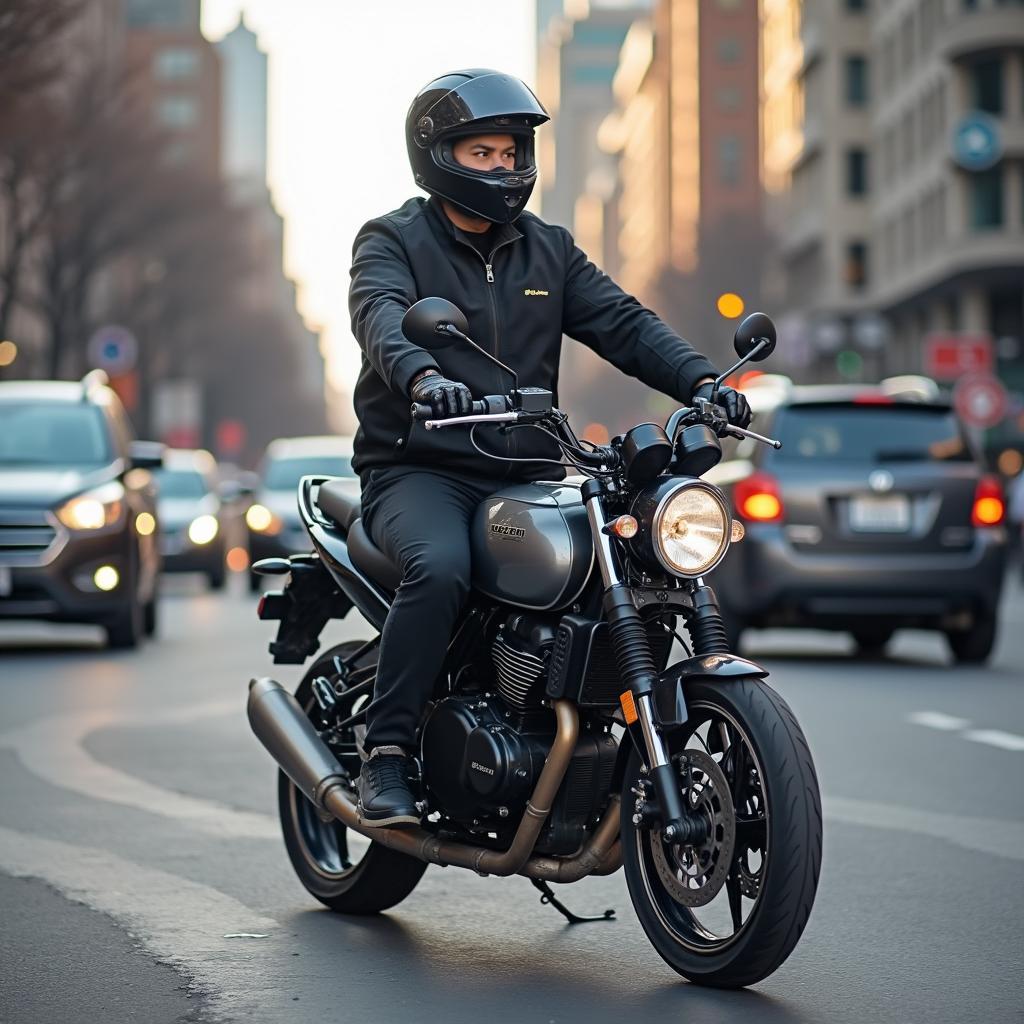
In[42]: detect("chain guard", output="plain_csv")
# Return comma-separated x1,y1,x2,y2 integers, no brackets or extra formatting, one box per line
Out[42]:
650,749,736,908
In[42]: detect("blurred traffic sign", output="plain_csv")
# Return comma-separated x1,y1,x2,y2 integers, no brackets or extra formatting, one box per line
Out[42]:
951,112,1002,172
216,419,246,457
923,333,992,379
87,325,138,374
954,373,1008,429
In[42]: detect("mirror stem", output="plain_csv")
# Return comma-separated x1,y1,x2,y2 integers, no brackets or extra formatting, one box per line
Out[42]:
711,338,769,401
437,323,519,399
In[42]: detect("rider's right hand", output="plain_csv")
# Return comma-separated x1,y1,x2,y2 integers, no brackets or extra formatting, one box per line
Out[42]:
409,370,474,418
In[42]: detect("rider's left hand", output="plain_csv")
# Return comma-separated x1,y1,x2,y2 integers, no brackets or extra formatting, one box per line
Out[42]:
693,382,752,430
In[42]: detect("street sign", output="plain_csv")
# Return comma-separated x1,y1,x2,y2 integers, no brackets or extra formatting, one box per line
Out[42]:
951,112,1002,172
923,333,992,379
953,373,1008,429
87,325,138,375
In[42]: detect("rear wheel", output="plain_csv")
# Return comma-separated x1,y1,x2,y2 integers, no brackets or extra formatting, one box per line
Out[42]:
278,640,427,914
621,677,821,988
946,611,997,665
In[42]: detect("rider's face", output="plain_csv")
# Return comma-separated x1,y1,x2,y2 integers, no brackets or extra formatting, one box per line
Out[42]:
451,134,517,173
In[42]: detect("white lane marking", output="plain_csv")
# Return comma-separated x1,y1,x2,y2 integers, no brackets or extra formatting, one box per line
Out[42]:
825,797,1024,863
0,700,278,839
0,825,281,1020
907,710,972,731
963,729,1024,753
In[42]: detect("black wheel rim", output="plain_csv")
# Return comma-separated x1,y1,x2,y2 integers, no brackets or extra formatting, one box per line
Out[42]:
634,699,769,953
286,655,375,881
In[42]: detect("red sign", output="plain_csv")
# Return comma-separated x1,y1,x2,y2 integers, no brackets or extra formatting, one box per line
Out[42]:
923,333,992,380
953,373,1008,429
216,419,246,457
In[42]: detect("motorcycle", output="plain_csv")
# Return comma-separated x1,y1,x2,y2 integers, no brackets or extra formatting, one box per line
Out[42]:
247,298,822,988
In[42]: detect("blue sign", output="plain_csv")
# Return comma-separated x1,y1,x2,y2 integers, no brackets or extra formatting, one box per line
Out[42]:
87,325,138,374
952,112,1002,172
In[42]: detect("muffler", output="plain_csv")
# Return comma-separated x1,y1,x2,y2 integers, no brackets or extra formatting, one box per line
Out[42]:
247,677,620,879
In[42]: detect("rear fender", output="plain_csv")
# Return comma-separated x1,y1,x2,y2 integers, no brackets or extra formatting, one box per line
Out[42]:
652,654,768,729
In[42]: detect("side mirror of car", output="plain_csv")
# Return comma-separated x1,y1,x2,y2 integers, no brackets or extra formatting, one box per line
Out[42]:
129,440,165,470
402,297,470,349
733,312,777,362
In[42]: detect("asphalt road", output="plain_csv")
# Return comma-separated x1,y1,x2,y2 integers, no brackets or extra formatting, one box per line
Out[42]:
1,570,1022,1024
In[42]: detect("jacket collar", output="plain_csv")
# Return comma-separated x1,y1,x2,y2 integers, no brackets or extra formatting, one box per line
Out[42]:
425,195,522,250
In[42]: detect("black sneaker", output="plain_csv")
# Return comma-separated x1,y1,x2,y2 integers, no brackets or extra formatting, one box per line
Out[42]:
357,748,421,828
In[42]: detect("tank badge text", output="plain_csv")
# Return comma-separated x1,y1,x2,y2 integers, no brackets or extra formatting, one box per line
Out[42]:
490,522,526,541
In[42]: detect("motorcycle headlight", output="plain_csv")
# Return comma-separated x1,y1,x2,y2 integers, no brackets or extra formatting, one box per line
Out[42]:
188,514,219,545
651,482,731,578
56,481,125,531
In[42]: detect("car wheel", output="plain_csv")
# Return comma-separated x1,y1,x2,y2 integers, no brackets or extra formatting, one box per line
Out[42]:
248,570,261,594
107,600,143,649
209,565,227,591
945,612,997,665
852,628,893,657
143,597,158,637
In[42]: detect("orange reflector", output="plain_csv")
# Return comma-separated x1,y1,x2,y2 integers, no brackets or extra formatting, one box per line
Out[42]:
226,546,250,572
620,690,638,725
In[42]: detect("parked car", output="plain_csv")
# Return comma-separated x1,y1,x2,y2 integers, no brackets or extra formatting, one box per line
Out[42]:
708,379,1007,663
0,372,163,648
245,435,357,591
153,449,228,590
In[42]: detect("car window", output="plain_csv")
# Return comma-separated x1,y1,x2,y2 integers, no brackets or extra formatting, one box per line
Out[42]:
771,404,971,463
154,468,208,498
0,402,112,466
263,455,353,490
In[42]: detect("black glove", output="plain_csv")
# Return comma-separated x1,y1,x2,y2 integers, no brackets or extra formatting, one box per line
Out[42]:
410,371,473,418
693,381,752,429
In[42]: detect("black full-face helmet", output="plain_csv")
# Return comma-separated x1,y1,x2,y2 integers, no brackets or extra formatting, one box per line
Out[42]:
406,69,550,224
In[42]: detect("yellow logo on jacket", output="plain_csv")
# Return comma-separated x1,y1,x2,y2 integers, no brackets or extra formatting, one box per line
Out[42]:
524,288,549,297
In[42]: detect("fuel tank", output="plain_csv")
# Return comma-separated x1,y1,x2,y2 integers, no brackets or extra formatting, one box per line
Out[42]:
471,482,594,611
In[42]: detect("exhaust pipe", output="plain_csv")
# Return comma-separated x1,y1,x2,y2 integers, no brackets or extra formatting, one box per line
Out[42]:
247,677,620,879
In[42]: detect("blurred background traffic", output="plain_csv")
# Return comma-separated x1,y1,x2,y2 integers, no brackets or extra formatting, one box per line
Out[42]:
0,0,1021,648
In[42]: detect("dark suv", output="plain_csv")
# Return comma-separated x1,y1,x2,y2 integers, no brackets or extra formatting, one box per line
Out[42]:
709,380,1007,663
0,372,163,648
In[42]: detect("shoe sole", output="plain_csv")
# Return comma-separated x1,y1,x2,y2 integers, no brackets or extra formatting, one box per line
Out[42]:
356,804,420,829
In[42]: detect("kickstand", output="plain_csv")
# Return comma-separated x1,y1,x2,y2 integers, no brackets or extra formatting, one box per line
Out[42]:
530,878,615,925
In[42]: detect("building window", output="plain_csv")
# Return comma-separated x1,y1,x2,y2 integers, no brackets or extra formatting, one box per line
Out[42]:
845,56,869,107
719,136,741,185
970,167,1003,229
718,37,741,64
845,241,868,290
157,95,198,128
846,148,869,195
970,58,1004,115
154,47,198,80
845,0,867,10
717,85,741,111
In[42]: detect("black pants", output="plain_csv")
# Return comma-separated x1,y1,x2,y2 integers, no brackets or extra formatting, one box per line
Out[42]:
360,467,503,751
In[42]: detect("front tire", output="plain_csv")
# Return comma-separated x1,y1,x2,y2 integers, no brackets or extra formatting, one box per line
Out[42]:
107,599,143,649
622,677,821,988
278,641,427,914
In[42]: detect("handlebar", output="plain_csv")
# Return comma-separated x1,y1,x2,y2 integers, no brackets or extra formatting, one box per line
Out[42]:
411,399,493,421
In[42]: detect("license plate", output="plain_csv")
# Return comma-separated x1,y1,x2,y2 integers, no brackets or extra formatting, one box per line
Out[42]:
849,495,911,533
0,566,11,597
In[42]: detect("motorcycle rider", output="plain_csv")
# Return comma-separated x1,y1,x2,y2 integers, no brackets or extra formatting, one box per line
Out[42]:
349,69,751,827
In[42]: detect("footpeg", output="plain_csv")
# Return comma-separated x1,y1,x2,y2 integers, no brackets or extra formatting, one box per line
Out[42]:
530,878,615,925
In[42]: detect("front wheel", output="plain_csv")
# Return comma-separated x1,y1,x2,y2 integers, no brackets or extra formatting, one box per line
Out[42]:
277,641,427,914
621,676,821,988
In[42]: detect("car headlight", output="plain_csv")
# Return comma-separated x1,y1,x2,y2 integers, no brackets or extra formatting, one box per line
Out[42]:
188,514,219,545
56,481,125,531
651,482,731,578
245,503,281,535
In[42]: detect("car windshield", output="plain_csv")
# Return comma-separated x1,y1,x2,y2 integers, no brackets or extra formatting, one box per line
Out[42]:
772,404,971,463
0,402,112,466
155,468,208,499
263,455,353,490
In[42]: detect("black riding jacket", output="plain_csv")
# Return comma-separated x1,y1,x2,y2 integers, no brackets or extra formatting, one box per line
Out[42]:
348,196,718,481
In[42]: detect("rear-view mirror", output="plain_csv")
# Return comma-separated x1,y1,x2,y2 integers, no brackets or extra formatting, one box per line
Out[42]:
402,297,470,350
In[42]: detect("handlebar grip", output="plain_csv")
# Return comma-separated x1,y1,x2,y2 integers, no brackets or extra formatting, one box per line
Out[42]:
411,399,491,421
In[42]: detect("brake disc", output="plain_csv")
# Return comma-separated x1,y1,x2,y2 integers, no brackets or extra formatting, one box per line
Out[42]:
650,749,736,908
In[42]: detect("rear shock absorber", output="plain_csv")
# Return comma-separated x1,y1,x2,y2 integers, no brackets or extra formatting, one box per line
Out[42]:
687,585,731,656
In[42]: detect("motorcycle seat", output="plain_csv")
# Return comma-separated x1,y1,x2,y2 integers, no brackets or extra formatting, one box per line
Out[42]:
316,479,362,532
348,518,402,594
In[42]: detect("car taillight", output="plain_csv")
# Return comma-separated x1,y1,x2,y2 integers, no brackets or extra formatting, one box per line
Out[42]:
735,472,784,523
971,476,1004,527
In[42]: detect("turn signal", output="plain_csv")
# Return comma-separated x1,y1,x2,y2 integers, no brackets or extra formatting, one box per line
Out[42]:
734,472,783,523
607,514,639,539
971,476,1004,527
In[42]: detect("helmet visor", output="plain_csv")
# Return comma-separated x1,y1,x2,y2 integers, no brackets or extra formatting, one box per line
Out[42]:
419,73,548,140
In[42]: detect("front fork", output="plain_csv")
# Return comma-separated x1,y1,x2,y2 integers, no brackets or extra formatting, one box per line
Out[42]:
583,481,719,845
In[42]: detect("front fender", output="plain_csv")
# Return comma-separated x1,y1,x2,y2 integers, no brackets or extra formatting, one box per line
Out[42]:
652,653,768,729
